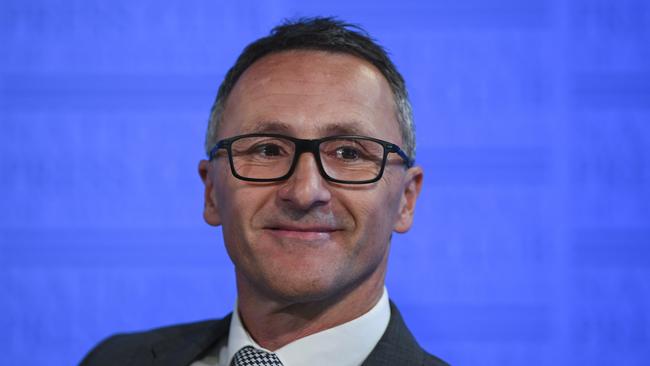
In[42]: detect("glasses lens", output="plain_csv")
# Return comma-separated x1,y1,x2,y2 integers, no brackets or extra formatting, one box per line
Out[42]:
320,138,385,182
230,136,294,179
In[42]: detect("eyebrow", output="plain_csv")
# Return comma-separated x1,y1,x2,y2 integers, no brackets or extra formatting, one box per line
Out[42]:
244,120,372,137
245,121,293,134
319,122,369,136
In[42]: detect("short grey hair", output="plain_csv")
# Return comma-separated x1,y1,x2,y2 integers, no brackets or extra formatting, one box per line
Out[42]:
205,17,416,160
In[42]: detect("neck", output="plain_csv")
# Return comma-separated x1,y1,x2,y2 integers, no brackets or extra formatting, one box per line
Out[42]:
235,258,387,351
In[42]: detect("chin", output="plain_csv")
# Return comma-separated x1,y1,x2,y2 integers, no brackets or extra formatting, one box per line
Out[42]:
260,270,350,304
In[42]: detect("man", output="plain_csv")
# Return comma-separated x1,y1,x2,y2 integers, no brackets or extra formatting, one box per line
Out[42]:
81,17,448,366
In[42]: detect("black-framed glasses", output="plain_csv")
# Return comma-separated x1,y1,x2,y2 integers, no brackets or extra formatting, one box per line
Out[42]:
208,133,414,184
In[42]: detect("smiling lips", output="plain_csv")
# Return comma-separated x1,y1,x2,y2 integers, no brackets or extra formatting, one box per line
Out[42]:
265,225,339,240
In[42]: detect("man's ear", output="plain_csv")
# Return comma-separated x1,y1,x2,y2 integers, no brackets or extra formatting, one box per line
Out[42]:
393,166,423,233
198,160,222,226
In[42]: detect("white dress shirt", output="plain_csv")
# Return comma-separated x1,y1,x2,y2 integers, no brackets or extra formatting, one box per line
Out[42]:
191,288,390,366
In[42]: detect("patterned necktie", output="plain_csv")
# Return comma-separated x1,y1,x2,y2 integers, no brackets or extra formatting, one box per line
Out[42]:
231,345,284,366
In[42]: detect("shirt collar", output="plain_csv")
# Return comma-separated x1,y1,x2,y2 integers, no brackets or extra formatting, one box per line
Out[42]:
223,288,390,366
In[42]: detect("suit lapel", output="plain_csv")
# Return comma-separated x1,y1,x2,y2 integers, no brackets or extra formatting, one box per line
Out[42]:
361,302,425,366
149,315,231,366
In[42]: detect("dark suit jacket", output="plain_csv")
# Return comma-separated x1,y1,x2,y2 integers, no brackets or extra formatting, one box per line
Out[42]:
80,301,448,366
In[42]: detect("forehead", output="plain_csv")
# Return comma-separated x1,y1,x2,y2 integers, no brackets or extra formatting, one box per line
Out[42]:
220,50,400,141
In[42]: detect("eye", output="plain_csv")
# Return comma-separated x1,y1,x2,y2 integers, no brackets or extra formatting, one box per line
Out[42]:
335,146,361,161
255,143,282,157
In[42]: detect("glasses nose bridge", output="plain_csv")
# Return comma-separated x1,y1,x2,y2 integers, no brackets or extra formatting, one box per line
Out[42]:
290,138,325,175
293,138,320,158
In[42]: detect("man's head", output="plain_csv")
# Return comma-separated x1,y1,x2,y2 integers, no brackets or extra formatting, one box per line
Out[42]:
199,18,423,307
205,17,416,159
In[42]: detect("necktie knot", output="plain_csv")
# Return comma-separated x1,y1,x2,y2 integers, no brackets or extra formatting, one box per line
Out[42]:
231,345,284,366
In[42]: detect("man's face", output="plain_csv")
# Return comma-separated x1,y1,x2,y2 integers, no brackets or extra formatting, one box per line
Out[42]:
199,50,422,304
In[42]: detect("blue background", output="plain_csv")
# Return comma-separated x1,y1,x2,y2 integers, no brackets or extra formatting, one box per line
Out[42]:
1,0,649,365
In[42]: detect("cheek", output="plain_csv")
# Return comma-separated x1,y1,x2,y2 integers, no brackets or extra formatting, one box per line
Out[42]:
216,184,269,270
218,186,259,230
346,184,401,240
214,169,255,236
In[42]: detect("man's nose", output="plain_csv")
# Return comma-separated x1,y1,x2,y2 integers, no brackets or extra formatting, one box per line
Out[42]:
277,152,332,210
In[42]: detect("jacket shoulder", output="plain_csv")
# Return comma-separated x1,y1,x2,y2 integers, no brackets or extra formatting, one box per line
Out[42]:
362,301,449,366
422,352,450,366
79,318,228,366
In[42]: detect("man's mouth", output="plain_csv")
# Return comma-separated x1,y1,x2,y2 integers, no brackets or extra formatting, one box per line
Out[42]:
265,226,339,240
